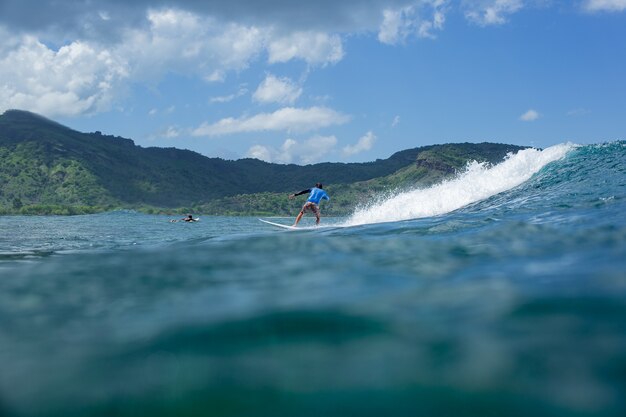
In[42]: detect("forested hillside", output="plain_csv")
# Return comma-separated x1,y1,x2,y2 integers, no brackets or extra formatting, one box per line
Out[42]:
0,110,526,215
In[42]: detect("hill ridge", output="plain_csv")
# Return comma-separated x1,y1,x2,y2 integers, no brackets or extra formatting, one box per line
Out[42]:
0,110,527,215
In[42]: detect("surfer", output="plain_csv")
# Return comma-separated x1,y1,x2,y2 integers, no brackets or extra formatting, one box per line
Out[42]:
170,214,198,222
289,183,330,226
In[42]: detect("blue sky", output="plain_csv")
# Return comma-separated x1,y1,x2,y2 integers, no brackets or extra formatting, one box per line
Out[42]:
0,0,624,164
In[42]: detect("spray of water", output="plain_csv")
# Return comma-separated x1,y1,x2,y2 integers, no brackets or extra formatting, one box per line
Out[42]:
343,143,575,227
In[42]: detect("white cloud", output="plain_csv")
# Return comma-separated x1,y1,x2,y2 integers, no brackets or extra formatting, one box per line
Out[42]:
205,70,226,83
519,109,540,121
0,35,129,117
119,9,266,82
2,2,606,120
378,1,448,44
253,74,302,105
162,126,181,139
392,115,401,127
209,86,249,103
343,131,377,156
267,31,344,66
583,0,626,12
464,0,524,26
192,106,350,137
247,144,274,162
147,106,176,116
98,11,111,21
246,135,338,164
0,7,351,117
379,8,409,44
147,125,183,141
0,8,271,117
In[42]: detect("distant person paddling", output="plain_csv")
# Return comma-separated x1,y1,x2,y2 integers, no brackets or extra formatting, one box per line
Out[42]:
289,183,330,226
171,214,198,222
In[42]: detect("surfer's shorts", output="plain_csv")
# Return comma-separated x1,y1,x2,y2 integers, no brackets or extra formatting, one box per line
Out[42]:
300,202,320,216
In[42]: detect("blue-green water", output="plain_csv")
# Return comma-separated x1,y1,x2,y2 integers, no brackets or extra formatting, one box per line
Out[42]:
1,143,625,417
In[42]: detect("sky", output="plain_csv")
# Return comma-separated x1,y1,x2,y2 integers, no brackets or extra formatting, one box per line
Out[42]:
0,0,624,164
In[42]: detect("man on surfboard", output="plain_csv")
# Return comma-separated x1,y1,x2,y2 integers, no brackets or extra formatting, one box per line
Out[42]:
170,214,198,222
289,183,330,226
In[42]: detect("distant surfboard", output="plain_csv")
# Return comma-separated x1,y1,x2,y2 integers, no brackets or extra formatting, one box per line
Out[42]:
258,219,298,230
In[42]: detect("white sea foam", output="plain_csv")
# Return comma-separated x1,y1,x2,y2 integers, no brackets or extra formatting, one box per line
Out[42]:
343,143,575,227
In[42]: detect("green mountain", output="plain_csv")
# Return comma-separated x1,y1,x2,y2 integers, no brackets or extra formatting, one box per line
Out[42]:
0,110,527,215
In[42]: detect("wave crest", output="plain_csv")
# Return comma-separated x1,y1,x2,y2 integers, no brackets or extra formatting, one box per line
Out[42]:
343,143,575,226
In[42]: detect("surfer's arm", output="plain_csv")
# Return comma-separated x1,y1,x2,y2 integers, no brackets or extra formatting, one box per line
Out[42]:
289,189,311,199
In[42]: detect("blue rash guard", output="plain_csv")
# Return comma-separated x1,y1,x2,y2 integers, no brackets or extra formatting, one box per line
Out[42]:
307,187,330,205
294,187,330,205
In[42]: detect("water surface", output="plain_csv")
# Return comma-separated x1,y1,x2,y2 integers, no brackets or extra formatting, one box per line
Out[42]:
1,142,624,416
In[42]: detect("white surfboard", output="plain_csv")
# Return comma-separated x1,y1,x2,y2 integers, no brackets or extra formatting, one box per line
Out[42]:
258,219,298,230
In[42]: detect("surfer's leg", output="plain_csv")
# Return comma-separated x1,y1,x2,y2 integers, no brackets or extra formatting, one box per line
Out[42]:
313,204,321,225
293,209,305,226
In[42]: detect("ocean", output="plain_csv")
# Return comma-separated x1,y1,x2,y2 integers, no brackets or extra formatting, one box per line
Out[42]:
0,142,624,417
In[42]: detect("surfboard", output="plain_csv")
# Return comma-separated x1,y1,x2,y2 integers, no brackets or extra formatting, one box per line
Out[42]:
258,219,298,230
